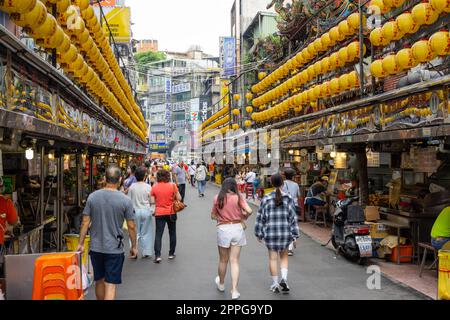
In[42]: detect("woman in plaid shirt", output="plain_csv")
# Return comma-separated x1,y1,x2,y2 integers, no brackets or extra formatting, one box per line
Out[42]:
255,173,300,293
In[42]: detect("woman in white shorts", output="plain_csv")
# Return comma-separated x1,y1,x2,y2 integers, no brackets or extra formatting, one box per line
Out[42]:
211,178,252,300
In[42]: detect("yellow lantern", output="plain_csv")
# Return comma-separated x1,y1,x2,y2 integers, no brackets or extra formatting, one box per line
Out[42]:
429,30,450,56
313,85,322,99
0,0,36,14
330,78,341,95
13,1,46,28
338,73,350,91
301,49,312,62
232,124,239,130
382,53,402,75
307,43,316,57
370,59,387,78
313,61,322,76
396,12,420,35
307,88,316,101
338,46,349,62
57,34,71,53
244,120,252,127
73,0,90,11
232,108,240,116
294,52,304,66
233,94,240,101
33,13,57,37
245,92,253,100
347,13,366,30
300,71,309,84
348,71,359,88
430,0,450,12
321,57,330,74
396,47,419,69
258,72,266,80
331,52,345,69
368,0,389,14
307,65,316,80
321,33,332,49
59,44,78,64
329,26,344,42
412,39,437,62
412,2,440,25
381,20,403,42
338,20,353,37
370,27,389,47
347,41,366,61
391,0,405,7
320,81,331,97
313,38,323,52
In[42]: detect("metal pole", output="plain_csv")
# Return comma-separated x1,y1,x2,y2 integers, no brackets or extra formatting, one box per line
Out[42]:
39,146,45,252
88,154,94,194
56,155,62,251
358,0,365,96
76,153,82,208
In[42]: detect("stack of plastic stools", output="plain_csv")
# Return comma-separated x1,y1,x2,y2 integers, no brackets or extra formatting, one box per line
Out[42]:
246,184,254,199
32,253,84,300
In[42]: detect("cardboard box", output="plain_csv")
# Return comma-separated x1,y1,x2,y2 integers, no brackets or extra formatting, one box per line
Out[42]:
366,222,390,239
365,206,380,221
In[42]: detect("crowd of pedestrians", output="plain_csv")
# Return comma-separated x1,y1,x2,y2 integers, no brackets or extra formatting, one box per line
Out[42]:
78,158,302,300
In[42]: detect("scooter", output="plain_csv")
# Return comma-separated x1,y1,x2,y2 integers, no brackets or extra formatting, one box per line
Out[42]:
330,197,373,265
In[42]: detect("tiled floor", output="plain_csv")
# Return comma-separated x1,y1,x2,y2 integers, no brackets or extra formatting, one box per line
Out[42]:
299,221,438,299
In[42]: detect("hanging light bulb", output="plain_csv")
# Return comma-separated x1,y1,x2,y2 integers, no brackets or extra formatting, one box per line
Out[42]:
25,148,34,160
330,151,337,158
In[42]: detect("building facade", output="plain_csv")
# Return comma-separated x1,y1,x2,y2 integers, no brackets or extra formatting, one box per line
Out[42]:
136,39,159,54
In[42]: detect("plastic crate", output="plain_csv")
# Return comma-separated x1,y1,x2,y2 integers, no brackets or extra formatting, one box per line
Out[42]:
438,250,450,300
390,245,413,263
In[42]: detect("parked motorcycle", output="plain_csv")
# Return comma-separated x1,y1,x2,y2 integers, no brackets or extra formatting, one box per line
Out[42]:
330,197,372,265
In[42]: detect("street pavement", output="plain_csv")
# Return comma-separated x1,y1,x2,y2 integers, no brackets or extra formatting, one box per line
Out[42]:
87,183,424,300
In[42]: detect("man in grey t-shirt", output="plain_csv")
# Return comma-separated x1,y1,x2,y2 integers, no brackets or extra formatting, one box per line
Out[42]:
78,165,137,300
173,162,190,203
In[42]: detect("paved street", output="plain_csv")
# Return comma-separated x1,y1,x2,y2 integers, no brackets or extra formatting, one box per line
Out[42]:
88,183,424,300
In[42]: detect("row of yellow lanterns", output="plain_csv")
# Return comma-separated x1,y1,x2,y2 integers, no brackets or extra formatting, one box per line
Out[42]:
200,106,229,133
370,30,450,78
251,12,365,95
252,40,366,107
368,0,448,16
199,115,230,137
370,1,448,47
1,0,147,140
252,71,360,123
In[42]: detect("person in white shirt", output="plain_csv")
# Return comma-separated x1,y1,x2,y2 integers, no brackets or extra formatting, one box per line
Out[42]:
282,169,301,256
244,169,257,199
188,161,197,187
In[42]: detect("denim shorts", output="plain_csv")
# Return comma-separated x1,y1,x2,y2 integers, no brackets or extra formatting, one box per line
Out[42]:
89,251,125,285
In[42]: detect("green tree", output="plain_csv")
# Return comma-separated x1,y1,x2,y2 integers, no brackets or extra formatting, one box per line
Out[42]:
134,51,166,74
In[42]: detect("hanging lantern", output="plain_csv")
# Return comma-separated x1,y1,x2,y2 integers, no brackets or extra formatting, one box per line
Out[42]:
12,1,46,28
301,49,312,62
232,124,239,130
430,0,450,12
412,39,437,62
330,78,341,95
329,26,344,42
331,51,345,69
233,94,240,101
33,13,57,37
321,57,331,73
313,85,322,99
381,20,403,42
307,65,316,80
347,41,366,61
313,38,323,52
411,2,440,26
321,32,332,49
347,12,366,30
370,59,387,78
347,71,359,88
232,108,240,116
338,20,353,37
0,0,36,14
245,92,253,101
338,46,349,62
370,27,389,46
396,12,420,35
338,73,350,91
368,0,389,14
307,43,316,57
320,81,331,97
313,61,322,76
382,53,402,75
294,52,304,66
391,0,405,7
244,120,252,127
258,72,266,80
429,30,450,56
396,47,419,69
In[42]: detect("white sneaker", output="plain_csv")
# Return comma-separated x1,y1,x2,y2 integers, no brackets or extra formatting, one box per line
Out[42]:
231,290,240,300
215,276,225,292
270,284,280,293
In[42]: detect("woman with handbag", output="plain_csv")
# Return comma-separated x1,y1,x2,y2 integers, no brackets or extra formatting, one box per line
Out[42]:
150,169,183,263
255,173,300,294
211,178,252,300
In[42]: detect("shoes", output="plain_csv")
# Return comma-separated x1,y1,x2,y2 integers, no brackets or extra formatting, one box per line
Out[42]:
288,250,294,256
142,255,152,259
231,291,240,300
215,276,225,292
153,257,162,263
270,284,280,293
279,279,290,294
168,255,176,260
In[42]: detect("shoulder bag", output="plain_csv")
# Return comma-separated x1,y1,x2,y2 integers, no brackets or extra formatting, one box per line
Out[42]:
172,183,186,213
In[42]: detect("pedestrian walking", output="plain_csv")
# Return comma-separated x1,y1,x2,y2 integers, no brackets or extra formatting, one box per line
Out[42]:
150,169,182,263
123,164,137,194
244,168,256,198
188,161,196,187
196,161,208,197
282,168,301,256
211,178,252,300
78,165,137,300
173,162,190,203
254,173,300,294
128,166,154,258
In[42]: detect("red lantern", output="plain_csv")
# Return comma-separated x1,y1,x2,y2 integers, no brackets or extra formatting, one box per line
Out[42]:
114,137,119,143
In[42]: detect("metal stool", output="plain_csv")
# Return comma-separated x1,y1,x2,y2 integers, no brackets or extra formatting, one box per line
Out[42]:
314,205,328,228
418,242,439,277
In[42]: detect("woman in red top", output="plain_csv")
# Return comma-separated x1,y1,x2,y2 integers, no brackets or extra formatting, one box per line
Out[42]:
150,170,182,263
211,178,252,300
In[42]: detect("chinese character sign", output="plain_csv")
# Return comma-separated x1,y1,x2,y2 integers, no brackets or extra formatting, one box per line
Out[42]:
220,37,236,77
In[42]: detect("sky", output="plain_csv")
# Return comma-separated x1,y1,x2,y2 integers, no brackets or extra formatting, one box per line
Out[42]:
126,0,235,56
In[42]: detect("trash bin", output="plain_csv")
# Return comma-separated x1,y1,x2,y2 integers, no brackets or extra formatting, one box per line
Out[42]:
64,234,90,267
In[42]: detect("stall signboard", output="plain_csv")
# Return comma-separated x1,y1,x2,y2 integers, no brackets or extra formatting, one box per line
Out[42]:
172,83,191,94
94,7,131,43
220,80,230,108
149,142,168,152
172,101,190,112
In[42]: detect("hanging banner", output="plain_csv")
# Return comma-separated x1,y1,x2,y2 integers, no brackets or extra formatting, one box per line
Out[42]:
95,7,131,43
220,37,236,77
